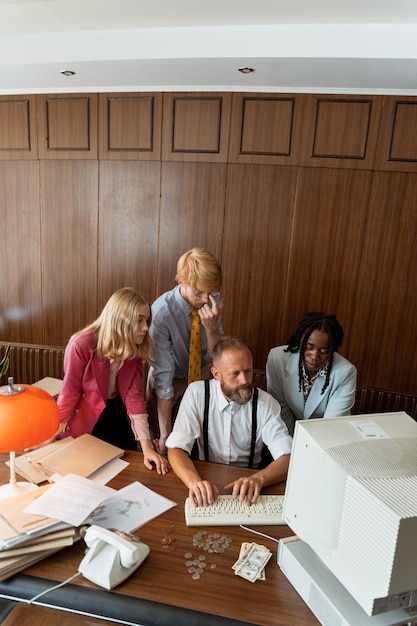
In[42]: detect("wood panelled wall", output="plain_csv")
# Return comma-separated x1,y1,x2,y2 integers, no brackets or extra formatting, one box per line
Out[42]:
1,91,417,396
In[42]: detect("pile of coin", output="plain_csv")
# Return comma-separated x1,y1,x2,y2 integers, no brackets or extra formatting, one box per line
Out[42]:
160,524,178,551
183,552,210,580
182,530,233,580
192,530,232,553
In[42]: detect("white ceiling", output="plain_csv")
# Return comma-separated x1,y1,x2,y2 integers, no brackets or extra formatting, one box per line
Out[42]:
1,0,417,95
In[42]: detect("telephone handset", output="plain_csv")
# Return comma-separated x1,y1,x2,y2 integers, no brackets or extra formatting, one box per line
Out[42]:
78,525,150,589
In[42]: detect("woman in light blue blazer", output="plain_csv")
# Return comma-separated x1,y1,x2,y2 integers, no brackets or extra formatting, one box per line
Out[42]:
266,312,357,436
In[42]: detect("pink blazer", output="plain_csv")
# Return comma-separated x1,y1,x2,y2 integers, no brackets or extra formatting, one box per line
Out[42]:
57,330,146,438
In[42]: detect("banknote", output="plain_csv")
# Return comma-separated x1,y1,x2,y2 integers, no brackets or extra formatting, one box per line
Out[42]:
232,542,253,571
234,542,272,583
232,542,266,580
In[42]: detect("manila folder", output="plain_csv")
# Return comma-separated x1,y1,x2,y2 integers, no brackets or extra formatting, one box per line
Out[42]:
39,434,124,477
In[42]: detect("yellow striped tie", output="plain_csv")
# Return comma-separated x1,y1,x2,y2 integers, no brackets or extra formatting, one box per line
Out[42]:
188,308,202,384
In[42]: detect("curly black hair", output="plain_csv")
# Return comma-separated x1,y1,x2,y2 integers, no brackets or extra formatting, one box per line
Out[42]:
284,311,344,395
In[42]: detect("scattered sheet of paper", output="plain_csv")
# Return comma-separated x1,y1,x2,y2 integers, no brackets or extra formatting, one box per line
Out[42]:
85,481,177,532
23,474,116,527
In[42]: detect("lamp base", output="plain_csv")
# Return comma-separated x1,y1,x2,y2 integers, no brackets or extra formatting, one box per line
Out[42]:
0,481,39,500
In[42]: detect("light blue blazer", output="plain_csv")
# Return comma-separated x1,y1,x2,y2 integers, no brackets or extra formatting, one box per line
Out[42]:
266,346,357,436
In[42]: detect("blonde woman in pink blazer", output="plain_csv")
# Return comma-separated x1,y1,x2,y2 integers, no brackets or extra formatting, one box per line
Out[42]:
57,287,168,474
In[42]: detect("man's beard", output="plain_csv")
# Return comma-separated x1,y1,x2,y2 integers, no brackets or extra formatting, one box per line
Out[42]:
221,383,253,405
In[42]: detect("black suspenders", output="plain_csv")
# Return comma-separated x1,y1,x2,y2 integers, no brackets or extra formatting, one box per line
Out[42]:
203,380,259,469
203,379,210,462
249,387,258,469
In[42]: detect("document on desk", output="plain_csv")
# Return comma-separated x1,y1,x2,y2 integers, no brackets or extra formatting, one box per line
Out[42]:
23,476,176,532
9,439,74,484
86,481,177,532
0,485,68,549
79,457,129,485
11,436,128,486
23,474,116,527
47,457,129,486
38,434,124,478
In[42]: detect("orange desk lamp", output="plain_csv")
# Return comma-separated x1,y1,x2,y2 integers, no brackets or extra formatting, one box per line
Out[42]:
0,377,59,499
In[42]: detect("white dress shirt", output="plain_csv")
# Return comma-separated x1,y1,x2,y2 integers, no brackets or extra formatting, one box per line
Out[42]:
165,379,292,468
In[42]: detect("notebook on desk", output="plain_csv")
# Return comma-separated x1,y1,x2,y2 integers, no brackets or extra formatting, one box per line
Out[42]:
38,434,124,478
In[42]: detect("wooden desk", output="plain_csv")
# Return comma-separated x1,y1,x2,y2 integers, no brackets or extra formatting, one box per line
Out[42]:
0,452,319,626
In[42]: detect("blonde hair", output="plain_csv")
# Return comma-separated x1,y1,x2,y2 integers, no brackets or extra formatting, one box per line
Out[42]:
175,247,222,292
72,288,152,360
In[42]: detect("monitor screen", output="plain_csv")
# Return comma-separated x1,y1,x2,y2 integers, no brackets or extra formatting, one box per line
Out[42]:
283,412,417,617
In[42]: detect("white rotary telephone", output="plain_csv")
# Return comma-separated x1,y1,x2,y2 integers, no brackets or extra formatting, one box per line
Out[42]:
78,525,150,589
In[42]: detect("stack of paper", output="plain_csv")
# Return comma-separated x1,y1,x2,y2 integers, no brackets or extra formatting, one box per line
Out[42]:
0,486,77,581
39,434,124,477
0,436,177,582
8,434,126,484
0,473,178,581
7,439,73,484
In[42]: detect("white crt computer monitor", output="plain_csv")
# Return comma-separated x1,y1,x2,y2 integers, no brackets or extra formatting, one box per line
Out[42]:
283,412,417,618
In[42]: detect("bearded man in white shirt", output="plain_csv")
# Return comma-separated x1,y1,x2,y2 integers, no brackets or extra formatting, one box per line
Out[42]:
166,336,292,507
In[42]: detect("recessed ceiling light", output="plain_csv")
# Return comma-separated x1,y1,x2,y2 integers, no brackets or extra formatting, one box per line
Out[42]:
238,67,254,74
60,70,76,77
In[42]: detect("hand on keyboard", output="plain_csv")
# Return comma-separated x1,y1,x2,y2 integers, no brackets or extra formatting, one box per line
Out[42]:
184,494,286,527
188,480,219,508
224,475,263,505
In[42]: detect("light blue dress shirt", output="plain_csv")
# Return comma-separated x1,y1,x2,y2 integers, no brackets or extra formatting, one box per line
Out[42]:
149,286,223,400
